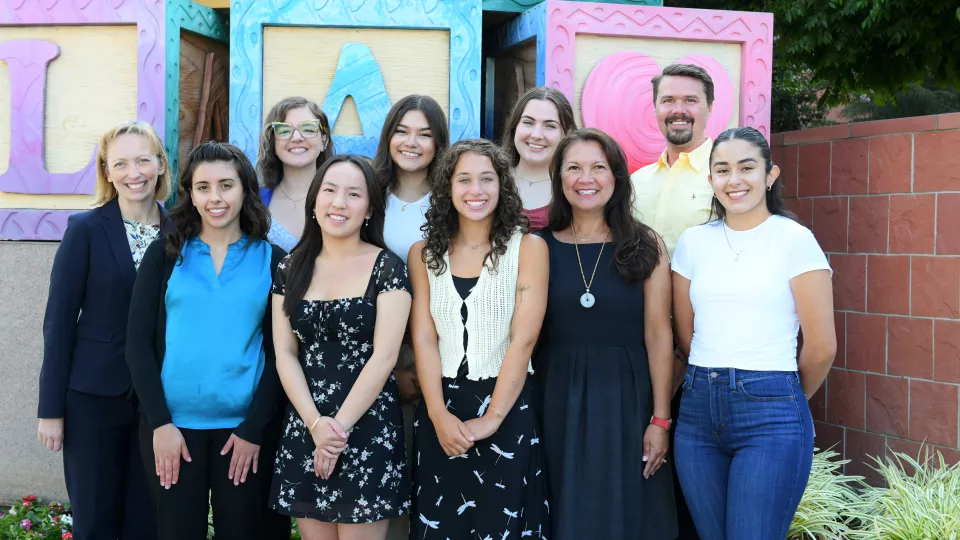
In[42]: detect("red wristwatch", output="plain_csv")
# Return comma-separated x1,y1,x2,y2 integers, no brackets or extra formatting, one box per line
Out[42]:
650,416,672,430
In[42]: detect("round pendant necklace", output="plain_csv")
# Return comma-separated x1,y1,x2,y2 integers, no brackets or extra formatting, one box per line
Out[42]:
572,224,609,308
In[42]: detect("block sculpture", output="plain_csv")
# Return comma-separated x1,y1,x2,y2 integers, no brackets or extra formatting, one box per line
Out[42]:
487,0,773,172
230,0,483,161
0,0,227,240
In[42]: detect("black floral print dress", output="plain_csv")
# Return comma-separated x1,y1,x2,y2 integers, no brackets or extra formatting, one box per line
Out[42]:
269,250,411,523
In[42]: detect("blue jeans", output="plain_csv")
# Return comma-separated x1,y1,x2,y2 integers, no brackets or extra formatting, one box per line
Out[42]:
674,366,813,540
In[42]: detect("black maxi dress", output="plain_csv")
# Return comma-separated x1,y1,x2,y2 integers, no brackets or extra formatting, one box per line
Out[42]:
533,231,678,539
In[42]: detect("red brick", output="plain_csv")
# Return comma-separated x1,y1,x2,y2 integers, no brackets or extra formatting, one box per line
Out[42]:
835,311,846,368
827,369,866,429
886,437,960,468
888,317,933,379
865,374,909,438
812,197,848,253
783,124,849,145
780,146,799,198
810,384,826,422
915,131,960,192
934,320,960,384
814,422,845,456
889,194,935,254
847,313,887,373
832,138,869,195
845,429,887,485
909,379,959,447
798,143,832,197
867,255,910,315
911,256,960,318
831,254,866,311
850,115,938,138
936,194,960,255
848,196,889,253
787,197,814,229
939,112,960,130
869,135,912,194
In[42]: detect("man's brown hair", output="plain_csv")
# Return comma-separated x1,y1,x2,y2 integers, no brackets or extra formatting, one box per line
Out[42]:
651,63,715,107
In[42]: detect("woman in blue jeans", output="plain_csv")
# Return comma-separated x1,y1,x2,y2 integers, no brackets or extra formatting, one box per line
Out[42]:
671,127,836,540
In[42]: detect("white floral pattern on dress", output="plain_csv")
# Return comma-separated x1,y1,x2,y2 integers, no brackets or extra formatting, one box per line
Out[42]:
269,250,411,523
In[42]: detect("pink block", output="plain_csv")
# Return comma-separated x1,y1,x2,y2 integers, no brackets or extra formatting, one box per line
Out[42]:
544,1,773,170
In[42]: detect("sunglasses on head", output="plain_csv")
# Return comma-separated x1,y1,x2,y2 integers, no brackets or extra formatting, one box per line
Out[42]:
269,119,323,139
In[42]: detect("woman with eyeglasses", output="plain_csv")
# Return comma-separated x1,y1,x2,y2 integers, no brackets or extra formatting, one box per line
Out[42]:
257,97,335,252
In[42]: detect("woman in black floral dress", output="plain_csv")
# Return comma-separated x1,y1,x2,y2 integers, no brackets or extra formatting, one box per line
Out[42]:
269,155,412,539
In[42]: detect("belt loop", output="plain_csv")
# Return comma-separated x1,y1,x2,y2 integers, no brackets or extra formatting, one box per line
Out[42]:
729,368,737,391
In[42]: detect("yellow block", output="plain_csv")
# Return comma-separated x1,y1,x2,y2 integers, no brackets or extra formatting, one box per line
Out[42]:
0,25,138,209
193,0,229,7
574,36,741,128
263,27,450,137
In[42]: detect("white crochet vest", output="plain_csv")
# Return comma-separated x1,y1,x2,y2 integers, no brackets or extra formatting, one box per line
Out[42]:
427,230,532,380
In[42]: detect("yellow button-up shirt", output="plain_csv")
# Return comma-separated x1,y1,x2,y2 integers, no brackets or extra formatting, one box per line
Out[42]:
630,138,715,259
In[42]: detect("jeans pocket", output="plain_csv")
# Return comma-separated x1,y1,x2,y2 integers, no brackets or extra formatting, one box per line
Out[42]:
737,376,797,402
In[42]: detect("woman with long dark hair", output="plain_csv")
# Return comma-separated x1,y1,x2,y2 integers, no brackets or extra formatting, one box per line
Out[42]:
268,155,411,539
257,96,335,251
535,128,677,539
673,127,835,539
126,142,287,540
408,139,550,539
499,87,577,232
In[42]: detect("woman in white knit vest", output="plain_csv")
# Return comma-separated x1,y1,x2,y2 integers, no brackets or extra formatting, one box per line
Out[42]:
407,139,551,539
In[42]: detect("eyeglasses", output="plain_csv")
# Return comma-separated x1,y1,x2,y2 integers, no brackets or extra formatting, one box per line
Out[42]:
269,119,323,139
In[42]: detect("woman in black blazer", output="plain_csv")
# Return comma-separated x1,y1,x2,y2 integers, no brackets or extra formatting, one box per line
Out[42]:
38,120,171,540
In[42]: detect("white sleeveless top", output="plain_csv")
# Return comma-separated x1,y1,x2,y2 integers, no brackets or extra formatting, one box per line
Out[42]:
427,230,533,381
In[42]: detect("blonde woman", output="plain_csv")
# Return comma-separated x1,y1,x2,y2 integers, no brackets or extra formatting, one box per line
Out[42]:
38,120,170,540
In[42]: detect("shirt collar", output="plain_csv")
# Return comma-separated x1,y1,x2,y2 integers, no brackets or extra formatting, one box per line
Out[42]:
655,137,713,173
188,232,249,254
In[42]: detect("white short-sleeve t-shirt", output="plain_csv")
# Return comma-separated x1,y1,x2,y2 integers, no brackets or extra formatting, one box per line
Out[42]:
672,215,831,371
384,191,430,264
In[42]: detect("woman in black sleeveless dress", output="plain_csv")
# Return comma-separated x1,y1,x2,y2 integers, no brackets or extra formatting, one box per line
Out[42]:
534,129,678,539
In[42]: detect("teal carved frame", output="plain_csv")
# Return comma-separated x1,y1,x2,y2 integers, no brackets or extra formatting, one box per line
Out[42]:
165,0,228,201
230,0,482,161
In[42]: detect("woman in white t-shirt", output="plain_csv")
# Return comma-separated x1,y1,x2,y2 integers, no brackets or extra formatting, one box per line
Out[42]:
672,127,836,540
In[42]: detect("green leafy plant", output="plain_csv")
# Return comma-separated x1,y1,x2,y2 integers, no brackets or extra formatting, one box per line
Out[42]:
0,495,73,539
205,509,300,539
847,448,960,540
789,448,868,539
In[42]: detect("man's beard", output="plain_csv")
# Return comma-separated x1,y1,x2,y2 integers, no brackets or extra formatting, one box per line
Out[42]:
666,128,694,146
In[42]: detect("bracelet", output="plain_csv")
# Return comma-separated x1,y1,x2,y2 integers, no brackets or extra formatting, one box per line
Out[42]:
491,407,505,419
308,416,322,432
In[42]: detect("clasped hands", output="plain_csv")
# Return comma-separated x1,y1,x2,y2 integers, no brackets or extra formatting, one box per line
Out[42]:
311,416,350,480
430,409,502,457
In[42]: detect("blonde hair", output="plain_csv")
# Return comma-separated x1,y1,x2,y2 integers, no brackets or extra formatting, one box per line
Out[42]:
94,120,172,205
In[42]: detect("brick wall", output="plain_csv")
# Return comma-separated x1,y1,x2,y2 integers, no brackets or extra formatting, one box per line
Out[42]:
773,113,960,485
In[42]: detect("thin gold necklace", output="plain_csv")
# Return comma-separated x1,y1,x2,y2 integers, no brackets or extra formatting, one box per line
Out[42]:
721,220,746,262
572,224,609,309
278,183,307,209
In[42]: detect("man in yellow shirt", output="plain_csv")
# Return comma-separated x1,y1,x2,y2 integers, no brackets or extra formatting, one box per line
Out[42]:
632,63,716,540
631,63,716,259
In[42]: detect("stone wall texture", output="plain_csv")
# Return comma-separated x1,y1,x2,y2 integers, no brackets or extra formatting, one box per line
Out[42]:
774,112,960,484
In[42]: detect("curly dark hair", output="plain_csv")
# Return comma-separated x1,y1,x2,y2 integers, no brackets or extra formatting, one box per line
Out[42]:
547,128,661,283
165,142,271,261
256,97,335,189
422,139,529,275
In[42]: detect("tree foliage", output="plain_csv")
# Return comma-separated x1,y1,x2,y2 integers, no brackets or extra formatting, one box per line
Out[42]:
672,0,960,107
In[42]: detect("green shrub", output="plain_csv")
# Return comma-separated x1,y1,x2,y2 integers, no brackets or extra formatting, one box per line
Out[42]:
0,495,72,539
789,448,867,539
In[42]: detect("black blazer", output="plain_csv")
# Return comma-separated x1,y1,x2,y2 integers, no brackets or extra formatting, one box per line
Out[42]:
125,238,287,445
38,198,167,418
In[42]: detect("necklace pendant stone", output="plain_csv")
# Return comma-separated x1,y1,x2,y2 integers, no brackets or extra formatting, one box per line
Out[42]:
580,291,595,308
734,254,739,262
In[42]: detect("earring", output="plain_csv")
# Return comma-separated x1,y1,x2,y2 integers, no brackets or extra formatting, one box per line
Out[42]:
767,185,773,192
364,218,370,227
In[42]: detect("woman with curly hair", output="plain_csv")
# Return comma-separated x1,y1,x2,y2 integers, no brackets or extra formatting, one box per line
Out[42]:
407,139,550,539
534,129,677,539
257,96,334,251
126,142,287,539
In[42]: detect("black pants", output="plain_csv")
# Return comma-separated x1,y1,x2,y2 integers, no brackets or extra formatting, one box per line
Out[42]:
63,390,156,540
139,414,289,540
670,387,700,540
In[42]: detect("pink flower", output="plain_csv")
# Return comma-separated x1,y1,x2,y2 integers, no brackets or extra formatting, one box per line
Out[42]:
62,533,74,539
23,501,31,509
21,518,32,530
22,495,38,503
